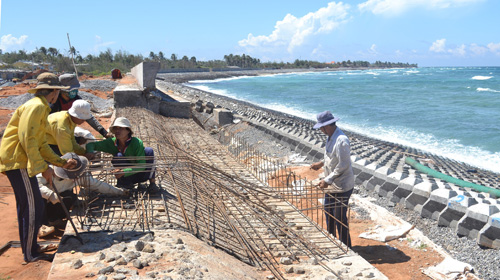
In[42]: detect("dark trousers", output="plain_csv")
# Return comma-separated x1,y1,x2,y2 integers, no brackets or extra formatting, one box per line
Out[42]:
113,147,155,186
42,190,77,226
5,169,44,262
324,188,353,248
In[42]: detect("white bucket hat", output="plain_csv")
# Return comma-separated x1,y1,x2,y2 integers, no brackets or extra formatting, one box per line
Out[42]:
68,99,92,120
110,117,133,134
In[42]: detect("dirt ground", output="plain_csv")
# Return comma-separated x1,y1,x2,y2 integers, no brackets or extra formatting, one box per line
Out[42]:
0,79,444,280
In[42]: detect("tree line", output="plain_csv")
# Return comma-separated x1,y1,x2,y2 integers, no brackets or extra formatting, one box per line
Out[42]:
0,47,417,76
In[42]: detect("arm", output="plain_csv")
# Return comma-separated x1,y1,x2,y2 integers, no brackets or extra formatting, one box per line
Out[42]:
86,137,117,154
85,115,109,138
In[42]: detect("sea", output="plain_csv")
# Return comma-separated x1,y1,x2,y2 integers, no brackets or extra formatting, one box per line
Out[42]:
186,67,500,173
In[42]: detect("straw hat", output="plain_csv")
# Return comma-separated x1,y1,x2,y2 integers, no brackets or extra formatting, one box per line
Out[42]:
110,117,133,134
54,152,88,179
28,73,70,93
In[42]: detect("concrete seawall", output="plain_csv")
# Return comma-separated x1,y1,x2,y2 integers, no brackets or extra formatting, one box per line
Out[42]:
156,76,500,249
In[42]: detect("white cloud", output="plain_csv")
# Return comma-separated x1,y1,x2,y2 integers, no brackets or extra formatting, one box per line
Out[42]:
429,39,447,53
487,43,500,55
93,35,115,53
469,43,488,55
238,2,350,56
0,34,28,52
358,0,484,16
448,44,466,56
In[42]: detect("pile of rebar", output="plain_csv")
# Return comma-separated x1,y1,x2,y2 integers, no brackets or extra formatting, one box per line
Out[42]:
72,107,350,279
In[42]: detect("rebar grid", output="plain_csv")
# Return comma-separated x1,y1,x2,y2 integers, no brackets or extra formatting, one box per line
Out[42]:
71,107,349,279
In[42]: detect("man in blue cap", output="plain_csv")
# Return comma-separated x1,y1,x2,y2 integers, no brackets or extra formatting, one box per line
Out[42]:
310,110,354,248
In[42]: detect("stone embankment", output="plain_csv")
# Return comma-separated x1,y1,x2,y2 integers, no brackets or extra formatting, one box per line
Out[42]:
157,71,500,279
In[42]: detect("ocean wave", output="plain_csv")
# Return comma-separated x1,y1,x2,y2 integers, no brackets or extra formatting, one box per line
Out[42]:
472,76,493,80
477,87,500,93
340,123,500,173
188,75,255,84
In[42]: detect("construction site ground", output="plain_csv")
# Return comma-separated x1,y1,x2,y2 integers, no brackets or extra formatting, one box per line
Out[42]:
0,77,462,280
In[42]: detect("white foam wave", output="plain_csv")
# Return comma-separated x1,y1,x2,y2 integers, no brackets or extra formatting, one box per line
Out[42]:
341,122,500,173
188,75,255,84
472,76,493,80
404,70,420,74
477,87,500,93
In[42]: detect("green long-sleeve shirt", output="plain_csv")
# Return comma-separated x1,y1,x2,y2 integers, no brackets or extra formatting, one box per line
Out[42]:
86,137,145,177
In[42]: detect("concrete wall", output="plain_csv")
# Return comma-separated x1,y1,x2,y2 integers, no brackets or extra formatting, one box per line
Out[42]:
131,62,160,90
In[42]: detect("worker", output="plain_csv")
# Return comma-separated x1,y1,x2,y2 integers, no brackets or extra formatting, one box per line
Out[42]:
0,72,77,263
37,152,127,236
85,117,158,192
46,99,92,156
51,73,112,138
310,111,355,248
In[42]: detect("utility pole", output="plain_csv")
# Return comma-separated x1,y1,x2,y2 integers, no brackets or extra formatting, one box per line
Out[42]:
67,33,79,77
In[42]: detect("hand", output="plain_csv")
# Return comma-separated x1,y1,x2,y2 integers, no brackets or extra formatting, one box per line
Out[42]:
63,158,77,169
310,162,323,171
85,152,96,160
105,132,114,138
42,167,55,187
113,169,124,179
318,180,329,189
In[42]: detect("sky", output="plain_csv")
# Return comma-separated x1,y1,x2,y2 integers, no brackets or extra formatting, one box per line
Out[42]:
0,0,499,67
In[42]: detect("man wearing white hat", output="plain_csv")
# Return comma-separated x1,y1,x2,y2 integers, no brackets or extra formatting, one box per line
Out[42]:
46,99,92,156
310,111,355,248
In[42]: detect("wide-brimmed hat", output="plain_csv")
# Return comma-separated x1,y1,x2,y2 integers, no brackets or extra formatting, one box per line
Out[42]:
313,111,340,129
110,117,133,134
68,99,92,120
28,73,70,93
59,74,80,91
54,152,88,179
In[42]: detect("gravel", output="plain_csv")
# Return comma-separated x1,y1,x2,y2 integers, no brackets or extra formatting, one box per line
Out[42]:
80,80,118,93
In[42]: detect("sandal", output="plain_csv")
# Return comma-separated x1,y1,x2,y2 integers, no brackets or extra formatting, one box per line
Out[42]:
38,243,58,253
38,225,55,237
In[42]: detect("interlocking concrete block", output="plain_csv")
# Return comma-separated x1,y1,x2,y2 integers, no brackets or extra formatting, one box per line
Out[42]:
421,188,458,220
456,203,499,239
364,162,381,176
377,176,400,199
478,212,500,249
404,181,438,213
374,166,394,181
438,193,478,229
391,175,421,204
365,176,385,192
